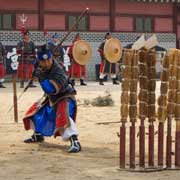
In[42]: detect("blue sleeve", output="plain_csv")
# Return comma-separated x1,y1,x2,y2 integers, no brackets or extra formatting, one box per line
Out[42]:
40,79,56,94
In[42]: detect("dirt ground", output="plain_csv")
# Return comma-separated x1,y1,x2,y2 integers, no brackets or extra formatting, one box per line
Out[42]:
0,81,180,180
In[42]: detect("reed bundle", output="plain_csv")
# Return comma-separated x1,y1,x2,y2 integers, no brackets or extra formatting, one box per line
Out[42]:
129,105,137,120
175,50,180,121
121,80,130,91
121,92,129,104
121,104,129,122
158,107,167,122
129,51,138,122
120,51,132,122
160,83,168,94
147,51,156,122
158,95,167,106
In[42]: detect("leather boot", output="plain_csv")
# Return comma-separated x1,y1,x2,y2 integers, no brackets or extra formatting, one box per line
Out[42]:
0,82,6,88
99,79,104,85
24,132,44,143
112,78,119,85
68,135,81,153
80,79,87,86
71,79,75,86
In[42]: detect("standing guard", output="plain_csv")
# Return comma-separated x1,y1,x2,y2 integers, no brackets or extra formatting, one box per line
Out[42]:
17,30,36,88
0,42,6,88
48,33,64,68
98,32,120,85
68,33,87,86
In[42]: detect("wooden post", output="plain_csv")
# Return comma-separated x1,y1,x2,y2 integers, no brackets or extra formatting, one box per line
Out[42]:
158,122,164,166
148,122,154,167
166,116,172,168
12,75,18,122
139,118,145,167
175,121,180,166
120,122,126,168
130,122,135,168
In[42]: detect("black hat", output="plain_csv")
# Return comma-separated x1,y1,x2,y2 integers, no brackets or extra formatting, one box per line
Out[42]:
104,32,111,39
37,44,52,61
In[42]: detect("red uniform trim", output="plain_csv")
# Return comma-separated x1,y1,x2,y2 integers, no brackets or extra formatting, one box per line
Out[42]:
56,99,70,128
17,63,34,80
0,64,5,78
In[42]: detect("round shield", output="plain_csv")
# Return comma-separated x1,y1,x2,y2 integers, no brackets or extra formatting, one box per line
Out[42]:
104,38,123,63
72,40,92,65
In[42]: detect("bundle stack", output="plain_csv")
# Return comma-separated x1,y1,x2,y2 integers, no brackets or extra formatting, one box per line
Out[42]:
157,55,169,122
129,50,138,122
120,50,132,122
138,50,148,119
165,49,177,167
167,49,177,117
128,49,139,168
120,49,133,168
147,50,156,122
157,53,169,166
174,49,180,166
175,50,180,121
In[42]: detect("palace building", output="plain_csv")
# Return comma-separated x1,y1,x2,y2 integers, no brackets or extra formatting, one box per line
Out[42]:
0,0,180,79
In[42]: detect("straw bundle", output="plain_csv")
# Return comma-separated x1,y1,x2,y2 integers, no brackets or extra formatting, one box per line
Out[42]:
138,50,148,119
169,49,176,65
121,104,129,122
176,82,180,92
121,92,129,104
139,90,148,103
148,80,156,92
158,107,167,122
148,105,156,119
157,53,169,122
176,92,180,104
175,105,180,120
169,79,177,90
139,102,148,118
129,106,137,120
175,50,180,121
167,103,176,116
147,51,156,122
162,54,169,69
122,51,132,66
131,68,139,80
167,49,177,116
121,80,130,91
120,51,132,122
129,93,137,105
129,51,138,122
158,95,167,106
130,80,138,92
121,67,131,79
148,92,156,104
160,70,169,82
139,77,148,90
168,90,177,103
160,83,168,94
169,66,177,78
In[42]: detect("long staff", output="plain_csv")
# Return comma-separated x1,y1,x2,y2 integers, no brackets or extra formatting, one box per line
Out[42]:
7,8,89,114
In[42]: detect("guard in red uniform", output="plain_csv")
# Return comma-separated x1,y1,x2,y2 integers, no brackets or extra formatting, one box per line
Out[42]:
68,33,87,86
0,42,6,88
17,30,36,88
98,32,119,85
